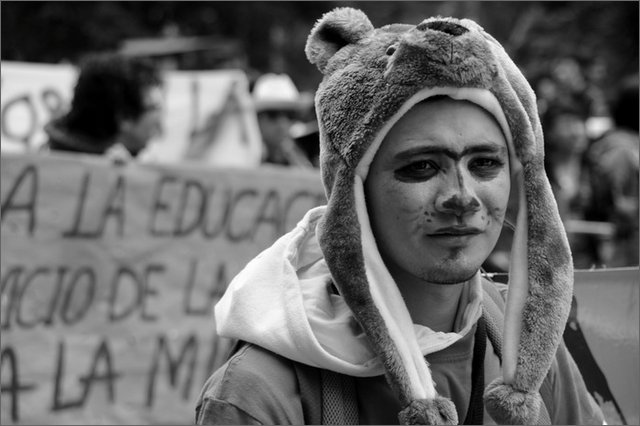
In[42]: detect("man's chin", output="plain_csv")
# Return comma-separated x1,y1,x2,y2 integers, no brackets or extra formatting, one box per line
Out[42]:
420,265,480,285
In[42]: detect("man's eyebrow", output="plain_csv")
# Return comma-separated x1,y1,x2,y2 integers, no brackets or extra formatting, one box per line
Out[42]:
394,144,508,161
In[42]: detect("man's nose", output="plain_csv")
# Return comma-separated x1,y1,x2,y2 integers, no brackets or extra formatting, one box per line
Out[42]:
435,169,481,216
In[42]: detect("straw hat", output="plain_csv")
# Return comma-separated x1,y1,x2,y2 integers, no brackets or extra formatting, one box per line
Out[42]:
253,73,307,112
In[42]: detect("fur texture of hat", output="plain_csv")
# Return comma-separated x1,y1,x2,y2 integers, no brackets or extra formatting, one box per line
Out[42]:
305,8,573,425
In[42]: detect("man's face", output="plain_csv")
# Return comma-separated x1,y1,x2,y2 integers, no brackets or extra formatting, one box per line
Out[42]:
364,98,510,285
120,85,164,156
258,110,295,149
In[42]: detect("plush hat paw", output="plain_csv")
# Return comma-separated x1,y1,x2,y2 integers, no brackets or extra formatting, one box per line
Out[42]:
398,398,458,425
484,377,542,425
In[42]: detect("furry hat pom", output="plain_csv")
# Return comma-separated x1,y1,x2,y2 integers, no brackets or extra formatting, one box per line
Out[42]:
398,398,459,425
484,378,543,424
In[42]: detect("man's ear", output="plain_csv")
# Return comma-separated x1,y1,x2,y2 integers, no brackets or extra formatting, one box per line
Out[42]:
305,7,374,74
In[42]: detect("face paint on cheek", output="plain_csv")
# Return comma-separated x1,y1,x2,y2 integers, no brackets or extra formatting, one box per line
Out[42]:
423,209,435,223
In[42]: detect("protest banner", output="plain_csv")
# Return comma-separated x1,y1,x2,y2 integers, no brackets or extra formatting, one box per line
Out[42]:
0,152,325,424
1,153,637,425
143,68,263,167
0,62,262,167
490,266,639,425
0,62,77,153
564,267,639,426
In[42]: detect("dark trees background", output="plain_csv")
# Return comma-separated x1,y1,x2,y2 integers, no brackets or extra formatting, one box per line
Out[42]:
2,1,638,98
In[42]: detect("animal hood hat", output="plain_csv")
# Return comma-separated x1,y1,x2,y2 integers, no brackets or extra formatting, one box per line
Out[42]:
305,8,573,425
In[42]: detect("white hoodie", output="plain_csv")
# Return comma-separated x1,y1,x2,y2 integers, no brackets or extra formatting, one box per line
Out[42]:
215,205,483,377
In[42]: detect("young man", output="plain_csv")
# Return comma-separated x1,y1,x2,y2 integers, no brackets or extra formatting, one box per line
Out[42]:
42,52,164,159
196,9,604,425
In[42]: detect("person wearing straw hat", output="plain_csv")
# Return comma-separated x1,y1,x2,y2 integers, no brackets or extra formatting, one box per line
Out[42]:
196,8,604,425
253,73,315,167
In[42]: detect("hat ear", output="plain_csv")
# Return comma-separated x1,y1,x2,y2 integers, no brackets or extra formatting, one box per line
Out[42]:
305,7,374,74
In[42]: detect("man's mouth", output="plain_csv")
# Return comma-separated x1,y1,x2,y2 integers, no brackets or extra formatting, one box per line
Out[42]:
430,226,482,236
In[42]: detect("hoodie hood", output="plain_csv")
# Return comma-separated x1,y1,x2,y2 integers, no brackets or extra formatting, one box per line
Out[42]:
216,206,484,376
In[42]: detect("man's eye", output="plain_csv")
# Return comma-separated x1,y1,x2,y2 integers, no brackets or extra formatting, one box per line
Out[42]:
469,157,505,176
395,160,439,180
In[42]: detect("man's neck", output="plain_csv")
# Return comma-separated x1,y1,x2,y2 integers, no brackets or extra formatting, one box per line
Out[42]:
396,277,466,333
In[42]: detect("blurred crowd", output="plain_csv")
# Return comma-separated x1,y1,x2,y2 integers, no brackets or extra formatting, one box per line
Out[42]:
534,58,638,269
40,52,638,270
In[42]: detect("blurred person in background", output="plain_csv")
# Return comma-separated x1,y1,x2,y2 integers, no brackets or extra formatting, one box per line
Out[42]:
542,102,591,221
549,57,593,117
542,102,595,268
41,52,164,160
290,98,321,168
585,75,639,267
252,73,316,168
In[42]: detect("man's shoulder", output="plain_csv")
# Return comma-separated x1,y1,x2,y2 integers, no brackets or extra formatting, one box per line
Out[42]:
197,342,305,424
202,343,298,400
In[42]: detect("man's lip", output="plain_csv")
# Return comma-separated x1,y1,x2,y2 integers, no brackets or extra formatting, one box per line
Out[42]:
430,227,483,236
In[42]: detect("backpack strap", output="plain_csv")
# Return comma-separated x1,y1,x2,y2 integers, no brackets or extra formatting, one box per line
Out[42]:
320,369,359,424
293,362,323,425
293,362,359,425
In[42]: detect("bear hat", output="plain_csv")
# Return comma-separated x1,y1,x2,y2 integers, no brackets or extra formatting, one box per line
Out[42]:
305,8,573,424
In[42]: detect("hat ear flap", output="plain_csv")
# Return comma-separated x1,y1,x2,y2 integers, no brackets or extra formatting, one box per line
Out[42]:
481,33,574,426
305,7,374,74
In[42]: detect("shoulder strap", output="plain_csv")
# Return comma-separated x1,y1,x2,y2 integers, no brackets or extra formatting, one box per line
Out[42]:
293,362,359,425
320,369,359,425
293,362,323,425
